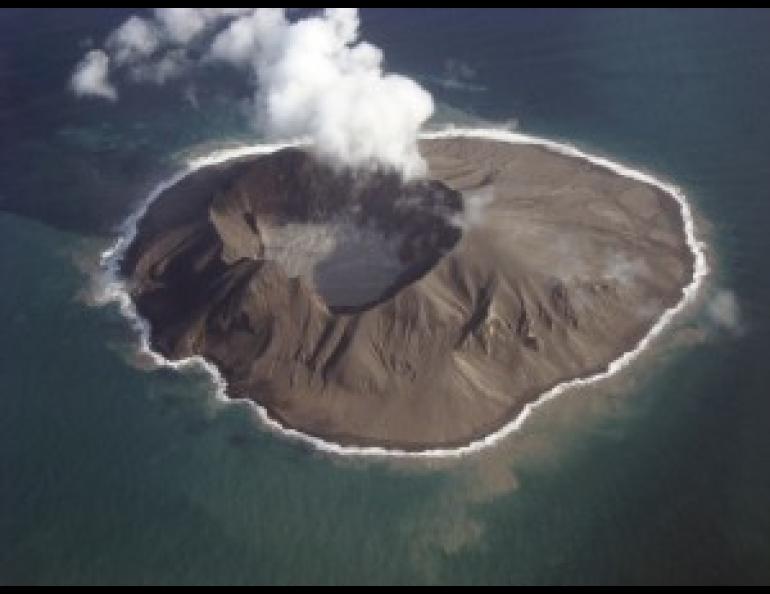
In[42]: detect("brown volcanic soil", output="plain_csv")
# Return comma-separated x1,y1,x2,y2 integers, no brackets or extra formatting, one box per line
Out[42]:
121,138,694,449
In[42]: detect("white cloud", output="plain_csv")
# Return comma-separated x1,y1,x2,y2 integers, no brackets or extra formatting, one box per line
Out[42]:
453,186,495,229
602,253,647,286
129,49,190,84
107,16,162,65
247,7,433,178
707,288,743,335
153,8,251,44
70,49,117,100
208,8,286,66
70,8,434,178
439,58,486,92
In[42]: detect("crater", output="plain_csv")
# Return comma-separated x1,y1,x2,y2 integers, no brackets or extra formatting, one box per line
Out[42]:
208,148,463,313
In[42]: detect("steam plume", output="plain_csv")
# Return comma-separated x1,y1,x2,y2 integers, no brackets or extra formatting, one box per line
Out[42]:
69,8,434,178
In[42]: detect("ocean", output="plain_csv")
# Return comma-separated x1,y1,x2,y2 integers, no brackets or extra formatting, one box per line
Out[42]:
2,8,769,585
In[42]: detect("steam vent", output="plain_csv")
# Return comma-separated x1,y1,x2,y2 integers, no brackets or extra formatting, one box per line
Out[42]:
121,137,694,450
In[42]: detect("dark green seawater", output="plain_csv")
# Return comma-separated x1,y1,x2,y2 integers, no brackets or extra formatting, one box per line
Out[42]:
2,8,770,585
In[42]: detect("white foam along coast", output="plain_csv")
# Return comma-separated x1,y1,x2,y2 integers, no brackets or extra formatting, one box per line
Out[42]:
98,127,710,459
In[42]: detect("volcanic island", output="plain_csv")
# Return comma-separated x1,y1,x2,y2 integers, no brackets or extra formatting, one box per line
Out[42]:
120,136,694,450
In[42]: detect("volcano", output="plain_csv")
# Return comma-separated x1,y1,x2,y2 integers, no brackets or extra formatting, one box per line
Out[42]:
120,137,694,449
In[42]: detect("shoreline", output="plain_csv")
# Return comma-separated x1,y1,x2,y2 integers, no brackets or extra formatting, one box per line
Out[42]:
97,127,710,459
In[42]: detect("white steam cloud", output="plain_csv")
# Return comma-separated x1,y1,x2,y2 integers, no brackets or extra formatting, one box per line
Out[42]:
70,50,117,100
106,16,161,65
706,288,743,335
69,8,434,178
453,185,495,229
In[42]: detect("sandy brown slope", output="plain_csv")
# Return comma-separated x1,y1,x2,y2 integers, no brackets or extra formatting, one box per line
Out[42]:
121,138,693,449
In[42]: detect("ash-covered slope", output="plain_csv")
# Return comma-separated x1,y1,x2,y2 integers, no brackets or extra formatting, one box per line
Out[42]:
121,139,694,449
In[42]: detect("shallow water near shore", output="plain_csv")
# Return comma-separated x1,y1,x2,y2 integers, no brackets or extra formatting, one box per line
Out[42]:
2,8,770,585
